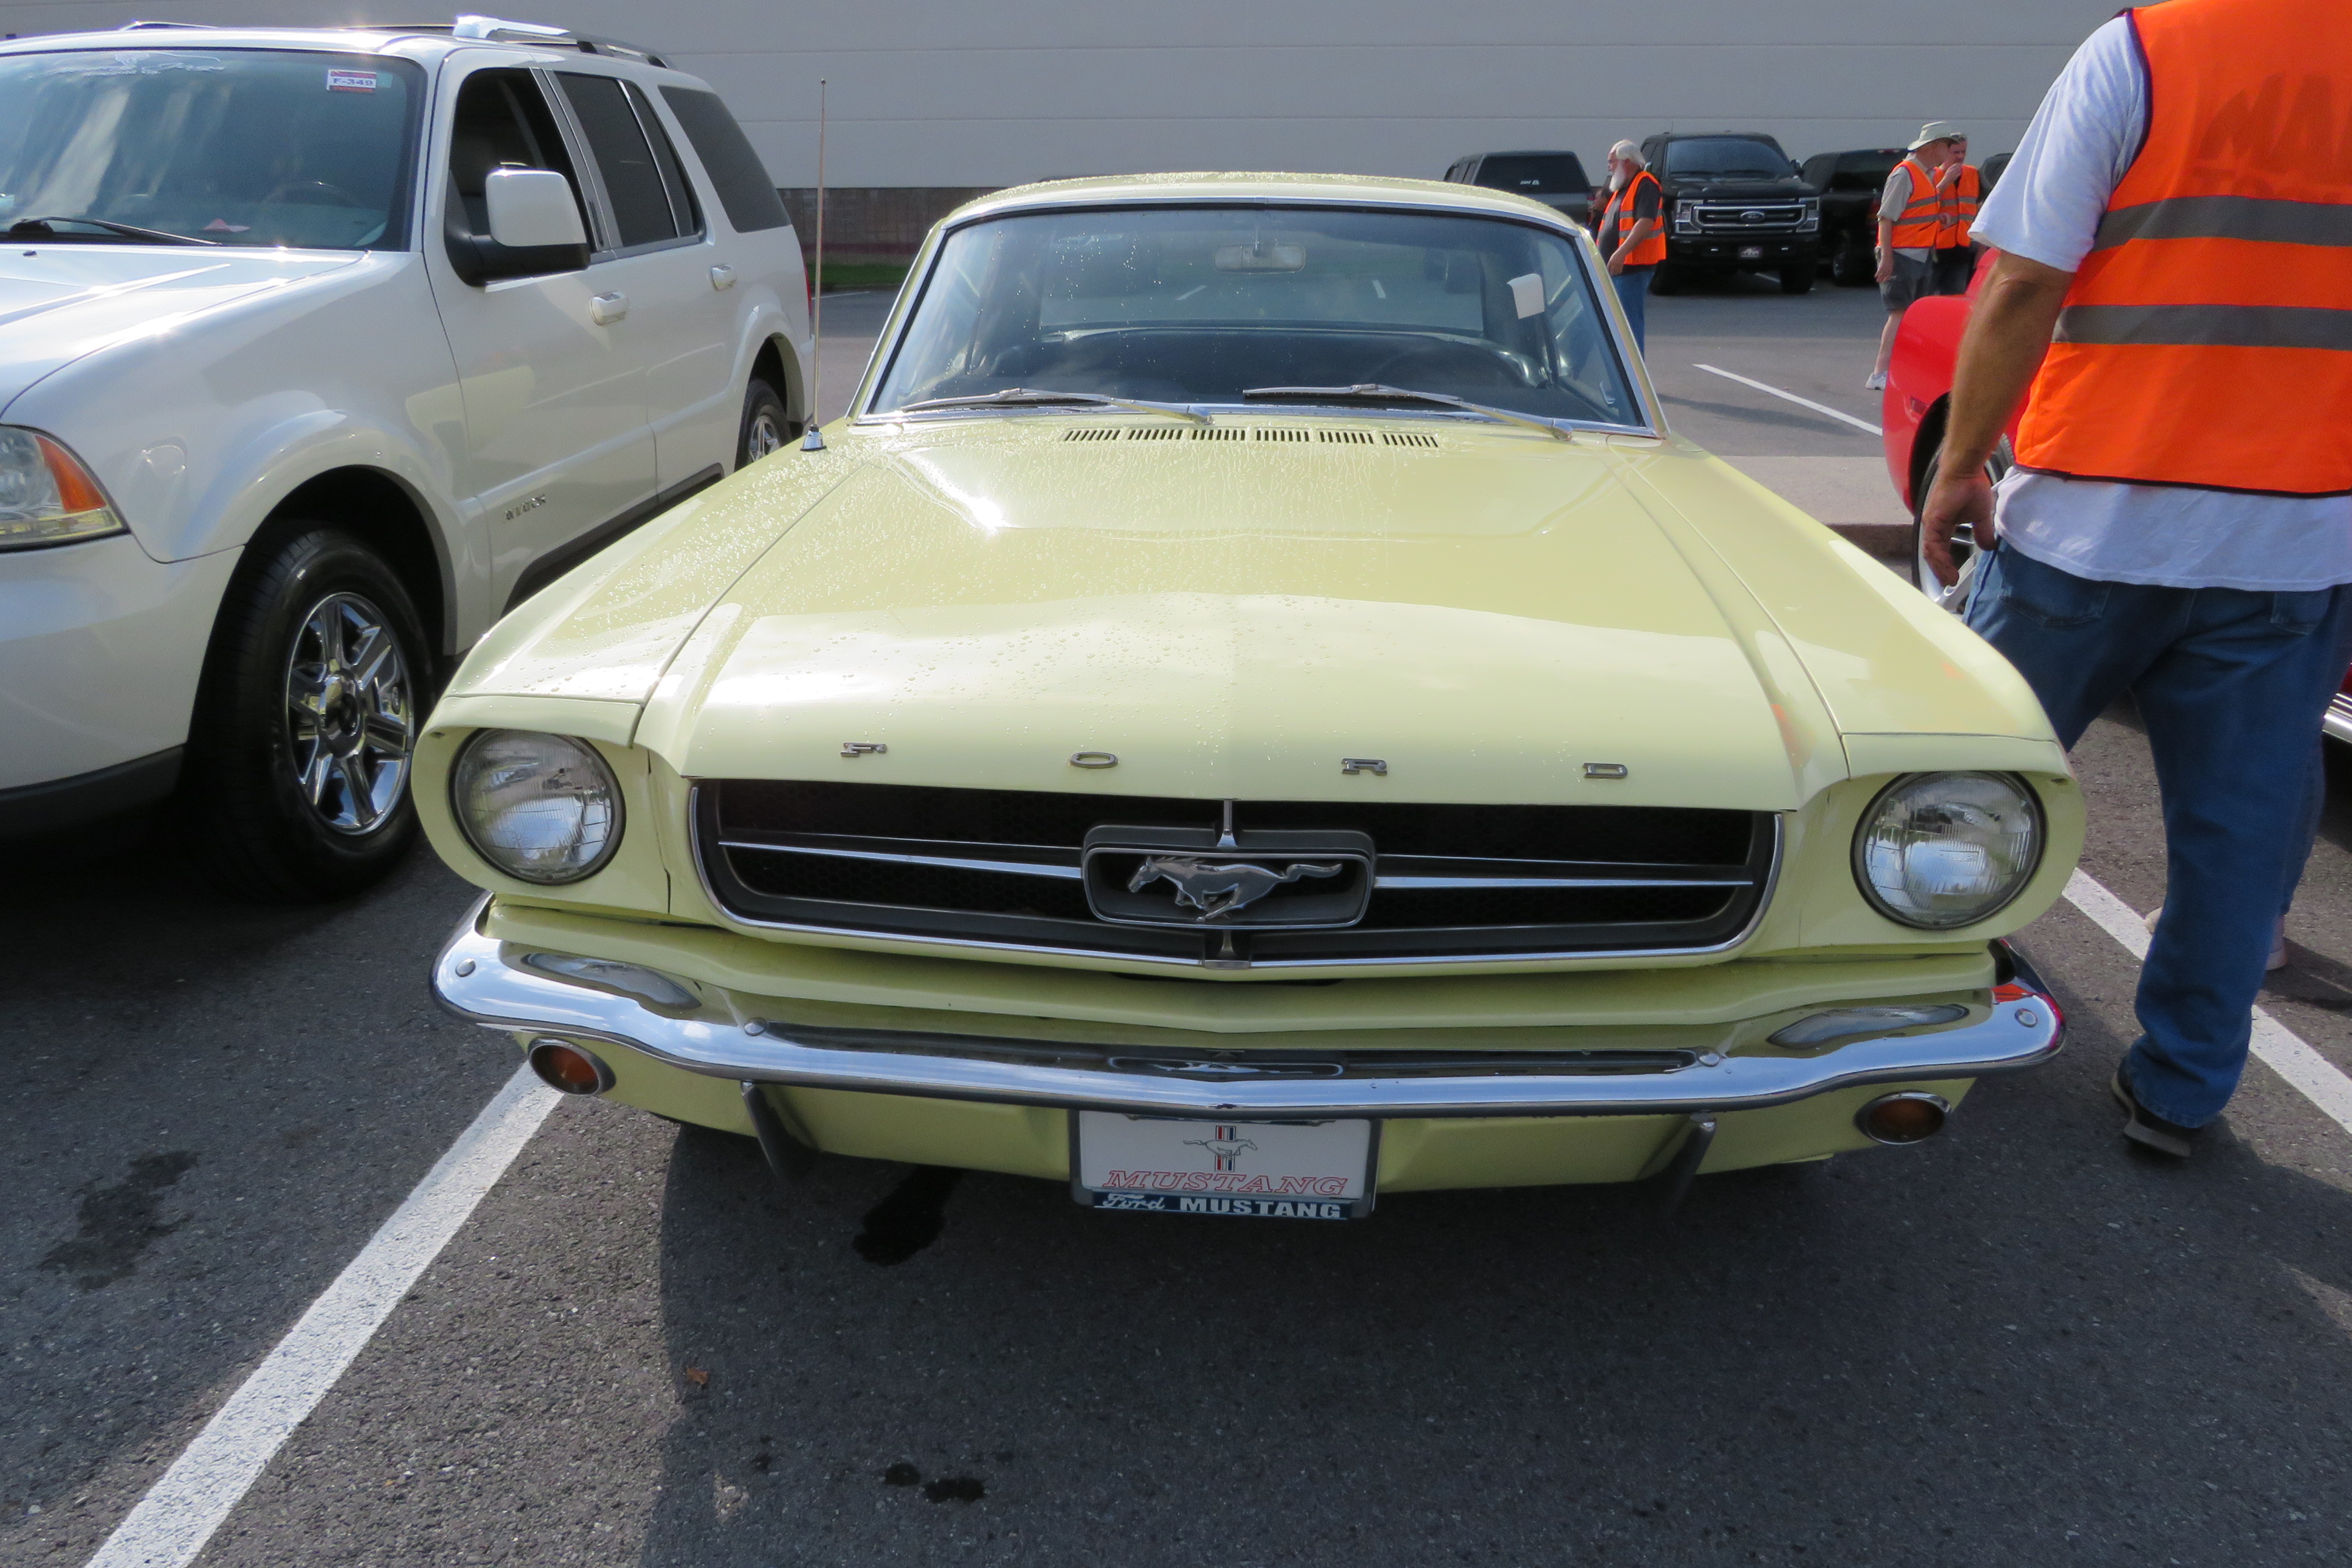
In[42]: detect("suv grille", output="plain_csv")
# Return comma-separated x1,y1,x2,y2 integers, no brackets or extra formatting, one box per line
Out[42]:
696,782,1778,968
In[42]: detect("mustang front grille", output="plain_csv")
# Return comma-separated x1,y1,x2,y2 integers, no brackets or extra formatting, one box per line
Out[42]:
695,782,1778,967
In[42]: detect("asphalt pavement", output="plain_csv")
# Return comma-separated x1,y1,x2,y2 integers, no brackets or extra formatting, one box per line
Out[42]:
9,275,2352,1568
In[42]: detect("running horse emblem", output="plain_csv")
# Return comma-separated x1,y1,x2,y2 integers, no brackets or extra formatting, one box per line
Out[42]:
1126,856,1344,920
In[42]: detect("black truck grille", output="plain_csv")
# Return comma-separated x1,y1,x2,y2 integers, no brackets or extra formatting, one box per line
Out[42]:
696,782,1777,968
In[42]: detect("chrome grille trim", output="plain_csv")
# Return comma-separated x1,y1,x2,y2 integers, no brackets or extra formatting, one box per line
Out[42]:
691,782,1784,971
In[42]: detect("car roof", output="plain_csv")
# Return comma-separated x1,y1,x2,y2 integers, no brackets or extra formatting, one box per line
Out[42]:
0,21,688,74
948,171,1582,228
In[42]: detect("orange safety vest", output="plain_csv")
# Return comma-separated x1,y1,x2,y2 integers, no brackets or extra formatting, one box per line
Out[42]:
2017,0,2352,495
1600,170,1667,268
1937,163,1981,250
1888,157,1945,248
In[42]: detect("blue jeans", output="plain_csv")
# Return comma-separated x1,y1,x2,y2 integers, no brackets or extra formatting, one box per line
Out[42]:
1612,266,1652,355
1965,544,2352,1126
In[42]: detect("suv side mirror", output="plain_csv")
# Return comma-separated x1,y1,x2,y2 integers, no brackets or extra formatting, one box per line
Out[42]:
485,168,586,250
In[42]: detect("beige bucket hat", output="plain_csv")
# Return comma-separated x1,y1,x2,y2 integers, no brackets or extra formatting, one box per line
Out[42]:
1908,121,1966,150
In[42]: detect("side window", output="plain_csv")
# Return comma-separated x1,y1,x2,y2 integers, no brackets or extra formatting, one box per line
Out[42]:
659,85,790,233
625,83,701,237
556,72,691,249
446,68,584,243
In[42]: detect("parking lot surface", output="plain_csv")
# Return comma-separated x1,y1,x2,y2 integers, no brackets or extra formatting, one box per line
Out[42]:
10,280,2352,1568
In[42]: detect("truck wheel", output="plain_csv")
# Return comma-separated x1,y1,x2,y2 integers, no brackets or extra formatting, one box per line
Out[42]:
182,526,428,901
1778,264,1816,295
1649,266,1683,296
737,377,791,469
1831,239,1874,287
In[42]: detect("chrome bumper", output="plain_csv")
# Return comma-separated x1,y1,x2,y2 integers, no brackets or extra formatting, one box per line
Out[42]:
431,902,2063,1121
2326,693,2352,747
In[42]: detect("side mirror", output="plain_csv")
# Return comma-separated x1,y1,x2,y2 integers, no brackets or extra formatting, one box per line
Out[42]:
484,168,585,249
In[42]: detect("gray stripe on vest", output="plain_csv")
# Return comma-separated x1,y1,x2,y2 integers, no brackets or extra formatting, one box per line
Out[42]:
2094,195,2352,250
2055,302,2352,350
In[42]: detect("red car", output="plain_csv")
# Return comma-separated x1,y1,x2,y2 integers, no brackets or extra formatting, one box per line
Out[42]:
1879,251,2352,741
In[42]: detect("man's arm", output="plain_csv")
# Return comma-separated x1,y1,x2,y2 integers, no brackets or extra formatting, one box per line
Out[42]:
1876,215,1896,283
1916,250,2076,584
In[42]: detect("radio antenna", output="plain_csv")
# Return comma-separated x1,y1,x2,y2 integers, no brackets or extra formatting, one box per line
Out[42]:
801,78,828,451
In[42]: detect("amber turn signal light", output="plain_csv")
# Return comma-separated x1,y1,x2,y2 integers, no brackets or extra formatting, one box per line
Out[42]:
528,1037,614,1095
1856,1091,1948,1145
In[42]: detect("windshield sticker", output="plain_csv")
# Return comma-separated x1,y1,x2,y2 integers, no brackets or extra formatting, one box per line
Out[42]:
202,219,252,233
326,68,378,92
1507,272,1544,319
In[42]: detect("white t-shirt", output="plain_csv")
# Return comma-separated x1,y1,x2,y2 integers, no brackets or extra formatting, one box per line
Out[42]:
1970,15,2352,591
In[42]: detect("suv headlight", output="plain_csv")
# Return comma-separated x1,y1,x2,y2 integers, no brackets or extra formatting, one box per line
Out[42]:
1852,772,2043,929
0,426,125,551
453,730,623,884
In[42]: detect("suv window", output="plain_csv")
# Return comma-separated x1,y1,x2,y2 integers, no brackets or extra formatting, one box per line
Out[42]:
447,68,583,242
1468,153,1589,196
0,48,421,249
557,73,698,249
1661,138,1790,179
1832,152,1901,191
660,86,789,233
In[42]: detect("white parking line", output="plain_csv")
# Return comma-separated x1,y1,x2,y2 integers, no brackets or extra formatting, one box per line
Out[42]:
1693,363,1883,436
2063,870,2352,1138
83,1064,559,1568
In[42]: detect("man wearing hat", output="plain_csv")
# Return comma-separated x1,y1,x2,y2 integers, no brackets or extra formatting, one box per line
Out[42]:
1867,122,1970,391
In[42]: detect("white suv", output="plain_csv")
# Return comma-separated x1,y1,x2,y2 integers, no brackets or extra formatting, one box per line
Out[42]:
0,17,809,897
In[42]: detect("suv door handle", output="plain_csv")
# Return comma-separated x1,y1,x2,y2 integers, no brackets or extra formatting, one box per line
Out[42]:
589,291,628,325
709,264,736,291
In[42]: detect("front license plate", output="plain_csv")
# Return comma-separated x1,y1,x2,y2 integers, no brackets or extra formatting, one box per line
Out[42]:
1073,1112,1377,1219
1739,244,1765,260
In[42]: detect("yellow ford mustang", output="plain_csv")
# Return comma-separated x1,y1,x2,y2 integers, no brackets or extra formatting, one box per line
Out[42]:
424,173,2076,1221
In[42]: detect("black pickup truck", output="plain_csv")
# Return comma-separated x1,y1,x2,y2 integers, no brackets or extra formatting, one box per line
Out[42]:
1798,148,1905,286
1442,150,1594,226
1639,132,1821,294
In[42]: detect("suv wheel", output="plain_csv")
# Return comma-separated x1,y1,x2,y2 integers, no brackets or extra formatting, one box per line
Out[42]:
1778,263,1816,296
182,526,428,901
737,377,791,468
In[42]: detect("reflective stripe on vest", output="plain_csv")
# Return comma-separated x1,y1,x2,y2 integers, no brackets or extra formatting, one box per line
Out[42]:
1602,171,1667,268
1937,164,1981,249
1888,159,1944,248
2015,0,2352,496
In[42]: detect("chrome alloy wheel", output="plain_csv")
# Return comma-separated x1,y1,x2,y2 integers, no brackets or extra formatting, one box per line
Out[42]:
282,591,415,836
745,407,787,459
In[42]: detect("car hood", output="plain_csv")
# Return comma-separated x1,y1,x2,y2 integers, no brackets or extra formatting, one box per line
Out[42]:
0,248,362,409
436,420,2028,813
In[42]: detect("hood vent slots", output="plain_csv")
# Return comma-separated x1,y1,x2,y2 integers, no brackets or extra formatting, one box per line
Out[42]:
1126,426,1187,440
1255,427,1311,442
1191,426,1248,440
1382,431,1441,448
1061,427,1121,442
1318,428,1378,444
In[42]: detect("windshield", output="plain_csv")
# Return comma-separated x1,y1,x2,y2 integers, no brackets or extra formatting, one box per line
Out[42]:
1472,155,1589,197
1661,138,1790,180
0,49,420,249
870,205,1642,429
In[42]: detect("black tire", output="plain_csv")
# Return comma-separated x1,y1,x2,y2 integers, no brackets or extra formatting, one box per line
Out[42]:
736,377,791,469
1778,263,1816,295
1910,440,2012,602
1649,265,1683,296
1830,238,1875,287
181,527,429,901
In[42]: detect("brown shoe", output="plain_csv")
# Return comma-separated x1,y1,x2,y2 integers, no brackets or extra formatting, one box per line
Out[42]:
2111,1070,2198,1159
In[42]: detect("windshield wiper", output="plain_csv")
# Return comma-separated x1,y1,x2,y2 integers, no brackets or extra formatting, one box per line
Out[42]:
893,387,1208,424
7,215,217,246
1241,384,1574,442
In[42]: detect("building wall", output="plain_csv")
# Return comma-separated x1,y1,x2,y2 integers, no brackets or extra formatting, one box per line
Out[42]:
0,1,2126,259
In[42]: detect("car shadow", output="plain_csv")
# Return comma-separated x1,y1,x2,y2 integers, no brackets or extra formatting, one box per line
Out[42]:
625,979,2352,1567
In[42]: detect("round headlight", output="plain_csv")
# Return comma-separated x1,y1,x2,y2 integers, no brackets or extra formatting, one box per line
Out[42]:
451,730,622,884
1852,771,2042,929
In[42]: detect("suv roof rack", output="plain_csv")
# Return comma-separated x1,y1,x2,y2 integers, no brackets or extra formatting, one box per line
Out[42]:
349,15,670,66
